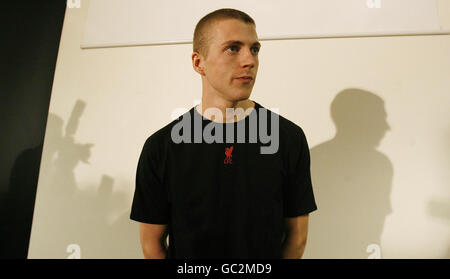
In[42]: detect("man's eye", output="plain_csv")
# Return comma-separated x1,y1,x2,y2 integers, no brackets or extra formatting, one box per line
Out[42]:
228,45,239,52
227,45,260,54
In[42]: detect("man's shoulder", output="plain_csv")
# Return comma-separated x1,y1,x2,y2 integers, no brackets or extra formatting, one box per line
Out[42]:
257,103,307,139
143,108,193,148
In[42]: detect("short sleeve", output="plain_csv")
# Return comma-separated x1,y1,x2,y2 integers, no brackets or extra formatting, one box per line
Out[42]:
282,127,317,217
130,136,170,224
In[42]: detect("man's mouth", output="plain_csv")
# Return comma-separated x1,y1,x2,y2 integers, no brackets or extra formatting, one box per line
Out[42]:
236,76,253,82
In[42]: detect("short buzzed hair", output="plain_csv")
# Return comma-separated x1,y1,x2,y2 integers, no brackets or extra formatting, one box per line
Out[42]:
193,8,255,58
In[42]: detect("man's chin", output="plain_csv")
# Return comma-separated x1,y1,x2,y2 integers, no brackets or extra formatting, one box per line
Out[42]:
229,90,252,102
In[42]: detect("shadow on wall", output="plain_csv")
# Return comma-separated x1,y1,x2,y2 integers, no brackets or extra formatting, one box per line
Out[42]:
306,88,393,259
426,127,450,258
427,198,450,258
27,100,141,258
0,143,42,258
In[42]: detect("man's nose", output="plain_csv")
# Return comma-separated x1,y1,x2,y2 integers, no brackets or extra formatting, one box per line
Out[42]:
240,48,256,68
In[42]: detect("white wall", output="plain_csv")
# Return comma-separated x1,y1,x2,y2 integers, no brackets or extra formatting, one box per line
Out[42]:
28,0,450,258
81,0,445,48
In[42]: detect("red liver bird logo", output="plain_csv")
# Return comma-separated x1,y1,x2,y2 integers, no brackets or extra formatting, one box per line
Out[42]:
224,146,234,164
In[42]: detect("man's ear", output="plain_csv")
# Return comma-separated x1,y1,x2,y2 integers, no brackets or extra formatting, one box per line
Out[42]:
192,52,205,76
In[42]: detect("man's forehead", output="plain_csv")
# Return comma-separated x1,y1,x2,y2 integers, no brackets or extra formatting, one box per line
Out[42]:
210,19,258,44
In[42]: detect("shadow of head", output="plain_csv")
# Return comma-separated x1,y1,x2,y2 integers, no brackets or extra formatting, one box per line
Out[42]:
331,88,390,148
306,88,394,258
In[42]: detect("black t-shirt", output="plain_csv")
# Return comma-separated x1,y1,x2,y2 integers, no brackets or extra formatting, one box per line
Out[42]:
130,100,317,259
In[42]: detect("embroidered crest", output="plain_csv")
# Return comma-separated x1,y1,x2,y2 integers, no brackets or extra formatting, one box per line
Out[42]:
224,146,234,164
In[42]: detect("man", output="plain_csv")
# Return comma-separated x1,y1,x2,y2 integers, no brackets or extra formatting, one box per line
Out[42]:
130,8,317,259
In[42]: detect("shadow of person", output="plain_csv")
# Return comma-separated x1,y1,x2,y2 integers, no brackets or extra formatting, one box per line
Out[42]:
426,198,450,258
305,88,393,259
425,128,450,258
0,143,43,258
0,110,68,258
75,175,141,258
27,101,95,258
28,100,141,258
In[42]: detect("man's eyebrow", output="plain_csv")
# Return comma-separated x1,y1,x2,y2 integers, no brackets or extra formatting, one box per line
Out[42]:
221,40,261,48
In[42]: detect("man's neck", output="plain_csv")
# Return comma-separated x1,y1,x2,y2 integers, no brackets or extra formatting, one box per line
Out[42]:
196,98,255,123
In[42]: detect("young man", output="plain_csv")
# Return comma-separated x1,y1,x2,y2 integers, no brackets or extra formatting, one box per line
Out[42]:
130,8,317,259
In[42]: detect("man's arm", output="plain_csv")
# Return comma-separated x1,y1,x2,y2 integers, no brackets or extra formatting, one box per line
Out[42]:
139,222,168,259
282,214,309,259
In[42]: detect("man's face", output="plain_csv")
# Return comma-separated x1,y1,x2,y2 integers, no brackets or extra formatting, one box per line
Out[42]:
198,19,260,102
